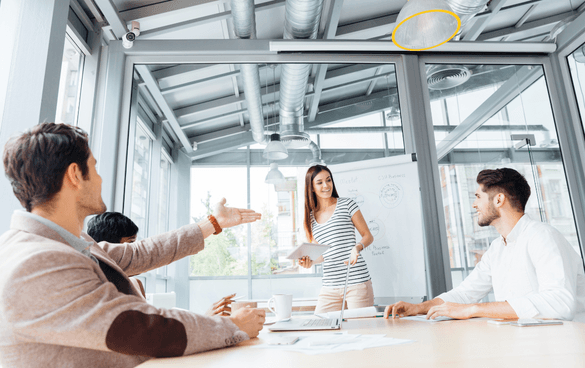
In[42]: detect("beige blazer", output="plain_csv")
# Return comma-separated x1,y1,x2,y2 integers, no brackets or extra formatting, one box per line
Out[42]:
0,212,248,368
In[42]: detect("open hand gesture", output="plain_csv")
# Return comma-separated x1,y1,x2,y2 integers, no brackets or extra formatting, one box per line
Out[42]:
213,198,262,229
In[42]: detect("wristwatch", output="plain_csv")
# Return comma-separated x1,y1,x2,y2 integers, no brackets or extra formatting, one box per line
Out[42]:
208,214,222,235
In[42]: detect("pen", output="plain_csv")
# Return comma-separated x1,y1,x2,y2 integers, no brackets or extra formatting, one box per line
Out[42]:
232,295,245,301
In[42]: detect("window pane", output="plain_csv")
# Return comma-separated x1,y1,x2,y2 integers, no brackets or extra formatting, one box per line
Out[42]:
568,43,585,145
428,63,582,287
55,35,83,126
249,166,319,276
157,156,171,235
190,167,248,276
130,122,152,240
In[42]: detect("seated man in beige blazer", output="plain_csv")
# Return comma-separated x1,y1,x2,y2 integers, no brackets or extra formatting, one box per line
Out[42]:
0,122,265,368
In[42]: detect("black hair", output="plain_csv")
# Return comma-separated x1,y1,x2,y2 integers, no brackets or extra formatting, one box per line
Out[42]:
87,212,139,243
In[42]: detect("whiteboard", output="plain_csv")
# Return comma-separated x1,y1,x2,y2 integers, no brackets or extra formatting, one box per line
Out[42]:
331,154,426,303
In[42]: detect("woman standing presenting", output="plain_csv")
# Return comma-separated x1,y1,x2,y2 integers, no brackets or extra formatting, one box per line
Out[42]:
299,165,374,313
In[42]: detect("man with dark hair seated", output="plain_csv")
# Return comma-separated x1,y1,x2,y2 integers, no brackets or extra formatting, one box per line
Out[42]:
385,167,585,321
0,122,265,368
87,212,139,244
87,212,237,316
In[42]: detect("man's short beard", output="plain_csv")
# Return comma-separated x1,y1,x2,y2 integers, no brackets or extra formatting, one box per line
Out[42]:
478,203,500,227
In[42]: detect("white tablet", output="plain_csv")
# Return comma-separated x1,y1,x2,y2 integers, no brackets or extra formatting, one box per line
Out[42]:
286,242,330,260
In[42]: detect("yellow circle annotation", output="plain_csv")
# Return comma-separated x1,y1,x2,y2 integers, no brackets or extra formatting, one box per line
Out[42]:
392,9,461,52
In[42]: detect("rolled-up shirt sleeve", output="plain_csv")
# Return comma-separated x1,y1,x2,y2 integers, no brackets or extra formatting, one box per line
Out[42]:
507,230,577,320
437,248,494,305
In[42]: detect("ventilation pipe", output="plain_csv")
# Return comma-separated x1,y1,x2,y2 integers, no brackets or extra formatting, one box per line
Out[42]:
231,0,265,143
279,0,324,148
445,0,489,35
308,141,325,166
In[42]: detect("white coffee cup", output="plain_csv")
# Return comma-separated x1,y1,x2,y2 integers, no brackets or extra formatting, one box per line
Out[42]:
267,294,292,320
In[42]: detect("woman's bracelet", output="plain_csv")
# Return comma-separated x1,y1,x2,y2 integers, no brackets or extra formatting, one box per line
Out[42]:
357,242,365,252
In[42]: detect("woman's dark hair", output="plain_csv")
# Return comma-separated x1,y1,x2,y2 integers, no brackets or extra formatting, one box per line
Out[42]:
303,165,339,242
476,168,531,212
3,122,90,211
87,212,139,243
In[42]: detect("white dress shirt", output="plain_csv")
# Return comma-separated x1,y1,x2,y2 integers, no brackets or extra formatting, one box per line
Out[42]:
438,215,585,320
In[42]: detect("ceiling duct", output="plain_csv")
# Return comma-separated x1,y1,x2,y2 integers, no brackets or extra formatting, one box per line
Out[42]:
545,13,580,42
427,65,472,90
279,0,324,149
574,45,585,64
230,0,265,144
308,141,325,166
445,0,489,35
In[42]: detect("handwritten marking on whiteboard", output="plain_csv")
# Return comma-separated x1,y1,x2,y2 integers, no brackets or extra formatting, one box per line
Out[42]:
378,173,405,180
339,176,358,185
379,182,403,208
368,220,380,237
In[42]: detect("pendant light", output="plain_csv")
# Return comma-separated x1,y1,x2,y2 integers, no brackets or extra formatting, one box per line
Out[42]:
264,162,285,184
392,0,461,51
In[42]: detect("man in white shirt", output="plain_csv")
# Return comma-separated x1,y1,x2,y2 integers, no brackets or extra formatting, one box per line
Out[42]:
384,168,585,321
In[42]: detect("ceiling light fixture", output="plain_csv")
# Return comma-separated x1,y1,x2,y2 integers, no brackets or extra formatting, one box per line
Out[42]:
264,162,285,184
392,0,461,51
263,133,288,160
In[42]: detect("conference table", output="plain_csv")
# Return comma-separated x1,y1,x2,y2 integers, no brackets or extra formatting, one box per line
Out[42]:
137,317,585,368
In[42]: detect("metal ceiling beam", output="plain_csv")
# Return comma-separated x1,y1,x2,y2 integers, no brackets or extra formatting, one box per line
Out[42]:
93,0,127,38
306,124,548,134
138,84,163,117
269,39,556,53
336,0,547,40
161,69,240,95
462,0,508,41
174,64,382,125
139,0,285,39
187,90,392,160
307,0,345,123
188,131,255,160
336,13,398,39
117,0,216,21
176,94,247,122
70,0,97,33
152,64,216,84
515,4,539,29
436,66,543,160
135,65,193,153
179,70,394,129
477,11,574,41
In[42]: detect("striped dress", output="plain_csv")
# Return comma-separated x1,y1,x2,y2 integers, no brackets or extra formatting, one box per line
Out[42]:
311,197,371,288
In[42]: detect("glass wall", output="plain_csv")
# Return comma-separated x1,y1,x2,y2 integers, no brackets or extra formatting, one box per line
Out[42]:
187,62,404,312
568,43,585,135
55,35,84,126
427,63,582,288
130,121,153,240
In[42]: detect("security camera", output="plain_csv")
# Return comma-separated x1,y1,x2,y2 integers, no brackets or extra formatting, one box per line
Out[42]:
122,21,140,49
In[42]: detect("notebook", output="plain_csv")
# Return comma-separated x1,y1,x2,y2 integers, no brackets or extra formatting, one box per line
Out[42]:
268,261,352,331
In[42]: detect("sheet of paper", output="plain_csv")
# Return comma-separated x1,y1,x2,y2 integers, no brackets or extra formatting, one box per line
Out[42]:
253,332,414,355
401,315,454,322
315,306,383,319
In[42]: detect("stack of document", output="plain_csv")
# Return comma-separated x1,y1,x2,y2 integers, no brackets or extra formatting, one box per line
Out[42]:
253,332,414,355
